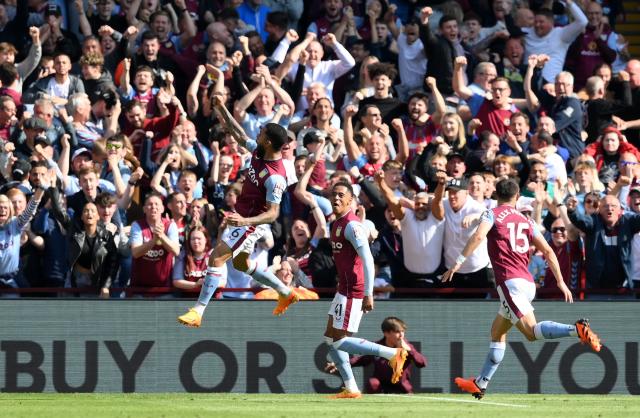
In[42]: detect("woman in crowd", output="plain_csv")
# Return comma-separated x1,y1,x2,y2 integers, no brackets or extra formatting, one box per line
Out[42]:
172,226,216,294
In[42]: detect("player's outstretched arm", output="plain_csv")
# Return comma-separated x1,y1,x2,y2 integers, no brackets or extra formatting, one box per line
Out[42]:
532,233,573,303
212,95,251,147
442,218,492,282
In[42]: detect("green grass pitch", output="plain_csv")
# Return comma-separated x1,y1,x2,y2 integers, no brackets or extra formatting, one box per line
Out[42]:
1,393,638,417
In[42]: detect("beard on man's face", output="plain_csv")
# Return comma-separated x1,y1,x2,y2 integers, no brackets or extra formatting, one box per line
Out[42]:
256,143,266,159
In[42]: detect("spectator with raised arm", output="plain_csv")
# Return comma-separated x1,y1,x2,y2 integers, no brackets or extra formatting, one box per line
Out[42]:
376,169,444,289
233,64,295,138
285,33,355,110
522,0,587,83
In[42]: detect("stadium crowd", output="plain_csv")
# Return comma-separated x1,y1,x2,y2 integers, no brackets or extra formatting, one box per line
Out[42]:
0,0,639,299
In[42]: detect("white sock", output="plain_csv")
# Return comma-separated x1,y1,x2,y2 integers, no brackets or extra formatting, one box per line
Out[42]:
344,378,359,393
193,302,206,315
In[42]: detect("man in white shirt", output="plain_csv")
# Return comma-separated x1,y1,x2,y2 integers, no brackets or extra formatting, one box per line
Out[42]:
376,169,445,288
286,33,355,110
523,0,587,83
432,175,491,290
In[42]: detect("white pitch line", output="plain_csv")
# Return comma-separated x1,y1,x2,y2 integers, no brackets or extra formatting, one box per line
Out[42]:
374,393,529,408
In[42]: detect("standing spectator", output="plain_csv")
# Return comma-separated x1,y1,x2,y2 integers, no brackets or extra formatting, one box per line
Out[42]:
376,170,444,288
39,5,81,63
122,93,181,160
418,7,468,97
172,226,214,294
129,193,181,296
432,175,491,290
529,58,584,161
237,0,271,42
566,194,640,292
24,53,85,107
65,202,119,298
0,187,45,291
522,1,587,83
233,64,295,139
284,33,355,110
565,1,618,90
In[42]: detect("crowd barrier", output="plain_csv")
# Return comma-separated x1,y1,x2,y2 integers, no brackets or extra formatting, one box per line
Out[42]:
1,287,639,298
0,300,638,394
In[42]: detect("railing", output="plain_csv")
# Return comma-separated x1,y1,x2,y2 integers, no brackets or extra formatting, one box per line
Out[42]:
0,286,637,299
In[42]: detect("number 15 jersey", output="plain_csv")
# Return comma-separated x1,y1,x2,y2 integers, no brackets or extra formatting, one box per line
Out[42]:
482,204,539,287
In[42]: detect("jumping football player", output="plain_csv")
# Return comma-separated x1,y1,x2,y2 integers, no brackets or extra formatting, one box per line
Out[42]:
178,97,299,327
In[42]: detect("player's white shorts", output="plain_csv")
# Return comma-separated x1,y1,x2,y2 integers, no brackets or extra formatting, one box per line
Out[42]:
328,293,363,333
221,224,268,258
497,278,536,324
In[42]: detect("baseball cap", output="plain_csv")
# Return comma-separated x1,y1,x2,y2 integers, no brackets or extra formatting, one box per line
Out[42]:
45,4,62,17
23,117,48,131
446,177,469,191
12,159,31,181
629,185,640,195
72,147,92,161
447,151,465,161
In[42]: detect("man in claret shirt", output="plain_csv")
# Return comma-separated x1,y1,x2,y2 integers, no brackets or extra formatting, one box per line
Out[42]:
443,178,602,400
321,180,409,399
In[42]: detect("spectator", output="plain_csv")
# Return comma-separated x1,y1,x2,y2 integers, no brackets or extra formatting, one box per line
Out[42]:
376,169,444,288
565,2,618,90
522,1,587,83
24,53,85,107
325,316,426,394
284,33,355,110
237,0,271,42
566,194,640,293
65,201,119,298
254,258,319,299
129,192,180,296
529,59,585,160
418,7,469,97
432,175,492,291
234,64,295,139
0,187,45,292
172,225,214,294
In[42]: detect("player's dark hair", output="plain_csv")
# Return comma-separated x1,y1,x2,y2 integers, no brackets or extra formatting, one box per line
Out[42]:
332,180,354,197
264,123,288,151
381,317,407,333
495,178,519,201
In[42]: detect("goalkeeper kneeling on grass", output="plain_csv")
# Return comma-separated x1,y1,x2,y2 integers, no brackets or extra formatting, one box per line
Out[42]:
325,317,426,394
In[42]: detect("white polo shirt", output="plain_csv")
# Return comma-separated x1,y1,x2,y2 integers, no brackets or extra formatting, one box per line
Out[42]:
443,196,490,274
400,209,445,274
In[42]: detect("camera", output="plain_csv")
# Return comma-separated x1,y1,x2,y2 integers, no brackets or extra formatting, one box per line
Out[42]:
99,89,117,109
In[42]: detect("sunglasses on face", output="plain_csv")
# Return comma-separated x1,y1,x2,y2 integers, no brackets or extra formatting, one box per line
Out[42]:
585,199,599,205
106,143,123,150
551,227,566,233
